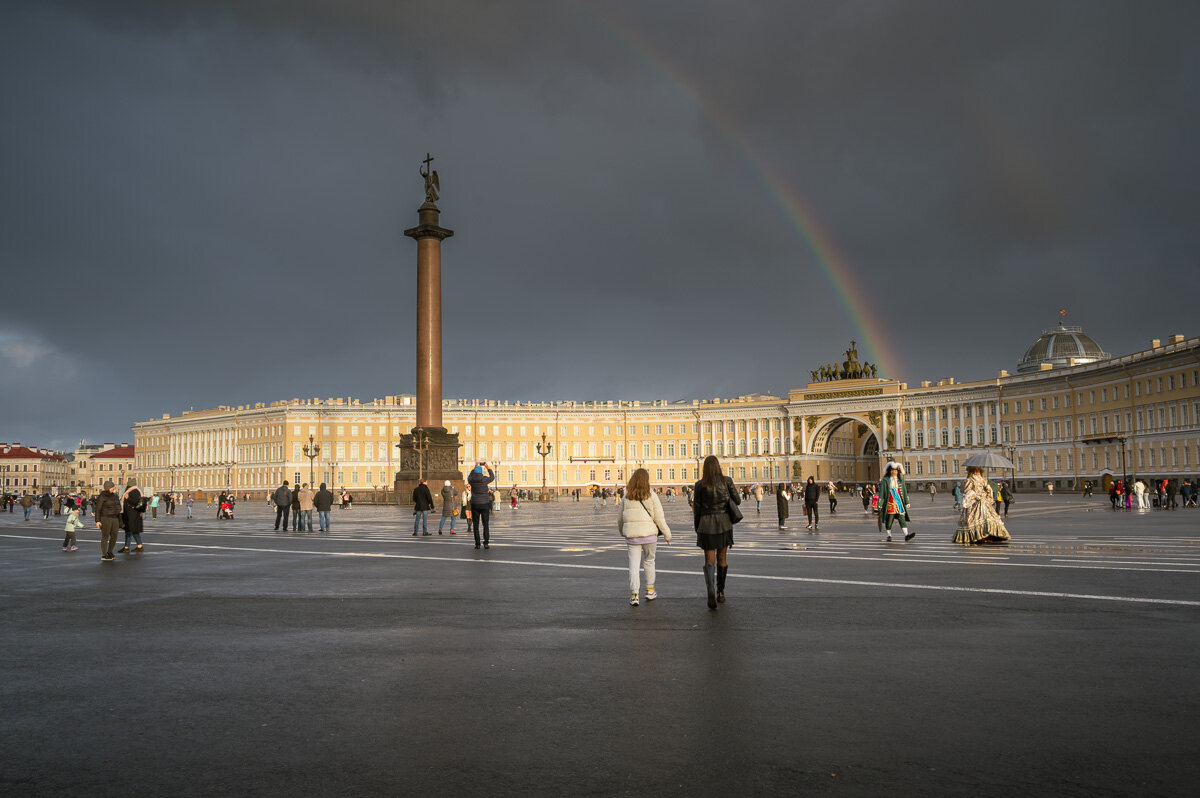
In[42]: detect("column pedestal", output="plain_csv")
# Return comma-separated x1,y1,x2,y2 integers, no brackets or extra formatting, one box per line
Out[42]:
393,426,463,504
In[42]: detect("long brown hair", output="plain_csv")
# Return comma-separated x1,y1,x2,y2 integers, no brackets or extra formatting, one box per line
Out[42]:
626,468,651,501
701,455,725,488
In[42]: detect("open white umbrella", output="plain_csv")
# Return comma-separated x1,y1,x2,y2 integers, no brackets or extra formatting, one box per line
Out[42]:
962,452,1015,470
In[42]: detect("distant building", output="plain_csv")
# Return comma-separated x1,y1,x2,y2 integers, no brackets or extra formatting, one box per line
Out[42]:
72,442,135,494
0,444,70,493
131,329,1199,496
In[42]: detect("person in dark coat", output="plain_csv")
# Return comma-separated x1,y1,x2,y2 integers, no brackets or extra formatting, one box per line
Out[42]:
312,483,335,531
467,463,496,549
94,480,122,561
412,479,434,536
775,482,791,530
120,478,145,553
438,481,458,535
39,492,53,520
272,481,292,531
290,486,302,530
692,455,740,609
803,476,821,530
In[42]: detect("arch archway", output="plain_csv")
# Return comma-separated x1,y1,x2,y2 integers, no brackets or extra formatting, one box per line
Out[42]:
807,415,882,484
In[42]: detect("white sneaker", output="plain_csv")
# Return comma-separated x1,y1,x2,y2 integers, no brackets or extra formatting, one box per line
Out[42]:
885,534,892,542
630,592,640,606
645,586,657,601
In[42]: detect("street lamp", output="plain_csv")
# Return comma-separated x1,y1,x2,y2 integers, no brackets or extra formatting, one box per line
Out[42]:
1116,435,1129,494
535,432,552,501
410,430,430,485
303,435,321,487
1005,444,1018,488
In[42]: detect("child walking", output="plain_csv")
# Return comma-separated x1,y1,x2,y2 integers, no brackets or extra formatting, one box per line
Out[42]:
62,502,83,551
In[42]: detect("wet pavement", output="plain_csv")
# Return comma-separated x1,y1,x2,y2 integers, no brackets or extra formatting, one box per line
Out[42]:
1,493,1198,796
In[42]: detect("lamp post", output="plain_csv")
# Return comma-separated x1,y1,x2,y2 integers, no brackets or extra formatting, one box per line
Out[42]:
411,430,430,485
1116,435,1129,494
330,461,339,490
303,435,321,487
1005,444,1018,488
535,432,552,501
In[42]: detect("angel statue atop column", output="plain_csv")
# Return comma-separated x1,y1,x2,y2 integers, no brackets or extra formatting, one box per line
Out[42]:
421,153,440,204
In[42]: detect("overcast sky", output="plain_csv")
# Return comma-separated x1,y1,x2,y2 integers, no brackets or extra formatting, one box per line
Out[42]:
3,0,1198,450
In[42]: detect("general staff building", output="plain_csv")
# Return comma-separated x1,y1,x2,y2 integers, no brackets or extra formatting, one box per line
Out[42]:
131,328,1200,498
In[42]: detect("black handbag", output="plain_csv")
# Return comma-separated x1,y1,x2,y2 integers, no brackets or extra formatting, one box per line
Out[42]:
725,481,744,524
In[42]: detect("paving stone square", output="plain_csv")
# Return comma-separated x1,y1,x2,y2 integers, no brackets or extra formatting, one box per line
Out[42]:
1,494,1197,796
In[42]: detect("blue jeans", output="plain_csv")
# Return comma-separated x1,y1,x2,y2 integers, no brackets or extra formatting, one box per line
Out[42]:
301,510,312,531
318,510,330,531
414,510,429,534
438,514,455,532
23,506,32,520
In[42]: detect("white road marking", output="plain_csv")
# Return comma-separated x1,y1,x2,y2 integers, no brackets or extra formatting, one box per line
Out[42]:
2,532,1197,607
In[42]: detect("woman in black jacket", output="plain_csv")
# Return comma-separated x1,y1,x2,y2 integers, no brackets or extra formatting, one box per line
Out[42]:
803,476,821,530
692,455,740,609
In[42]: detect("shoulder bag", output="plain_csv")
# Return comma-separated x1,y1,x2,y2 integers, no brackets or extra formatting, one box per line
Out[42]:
724,481,744,524
639,499,664,536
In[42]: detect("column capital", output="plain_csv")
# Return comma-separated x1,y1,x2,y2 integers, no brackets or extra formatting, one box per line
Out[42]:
404,224,454,241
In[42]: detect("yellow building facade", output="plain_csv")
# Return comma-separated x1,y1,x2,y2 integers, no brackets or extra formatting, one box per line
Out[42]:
131,331,1200,498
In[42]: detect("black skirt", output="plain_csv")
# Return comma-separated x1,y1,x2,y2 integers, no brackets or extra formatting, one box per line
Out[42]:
696,530,734,550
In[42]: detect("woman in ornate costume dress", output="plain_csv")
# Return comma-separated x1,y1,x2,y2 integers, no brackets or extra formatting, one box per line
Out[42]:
954,466,1011,545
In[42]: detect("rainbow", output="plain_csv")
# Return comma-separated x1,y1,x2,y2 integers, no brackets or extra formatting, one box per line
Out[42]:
573,3,904,380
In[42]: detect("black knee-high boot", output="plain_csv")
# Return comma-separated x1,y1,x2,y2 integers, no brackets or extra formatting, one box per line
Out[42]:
717,566,727,603
703,565,717,609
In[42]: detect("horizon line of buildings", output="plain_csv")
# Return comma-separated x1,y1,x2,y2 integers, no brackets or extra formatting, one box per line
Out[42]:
7,328,1200,498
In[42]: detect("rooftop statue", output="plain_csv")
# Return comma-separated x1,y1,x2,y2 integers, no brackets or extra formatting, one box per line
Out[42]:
811,340,879,383
421,152,440,204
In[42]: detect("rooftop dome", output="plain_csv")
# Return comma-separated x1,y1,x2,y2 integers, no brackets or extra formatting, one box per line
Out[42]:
1017,324,1110,373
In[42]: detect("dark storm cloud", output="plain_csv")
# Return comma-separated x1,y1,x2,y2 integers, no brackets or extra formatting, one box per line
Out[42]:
2,0,1198,447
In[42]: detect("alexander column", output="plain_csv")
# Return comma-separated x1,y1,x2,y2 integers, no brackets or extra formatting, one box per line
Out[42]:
394,154,463,502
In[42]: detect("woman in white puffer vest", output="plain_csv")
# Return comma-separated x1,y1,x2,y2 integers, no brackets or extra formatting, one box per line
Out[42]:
617,468,671,606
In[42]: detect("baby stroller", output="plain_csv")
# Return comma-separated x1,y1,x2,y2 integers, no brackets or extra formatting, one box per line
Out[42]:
219,501,234,519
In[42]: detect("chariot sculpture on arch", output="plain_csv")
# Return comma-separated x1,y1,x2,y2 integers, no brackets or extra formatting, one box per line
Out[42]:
811,340,879,382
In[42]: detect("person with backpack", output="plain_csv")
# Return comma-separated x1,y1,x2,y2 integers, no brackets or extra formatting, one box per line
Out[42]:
467,462,496,549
